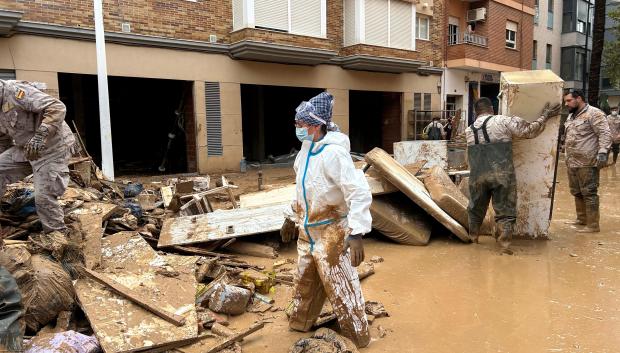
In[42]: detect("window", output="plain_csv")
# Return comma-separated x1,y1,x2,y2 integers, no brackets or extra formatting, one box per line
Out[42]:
547,0,554,28
561,47,587,81
546,44,552,69
344,0,416,50
563,0,575,32
534,0,539,25
414,93,422,110
506,21,517,49
532,40,538,69
576,0,591,34
233,0,326,37
448,17,459,45
417,15,430,40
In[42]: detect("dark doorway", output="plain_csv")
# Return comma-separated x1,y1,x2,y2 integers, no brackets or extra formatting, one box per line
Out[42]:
480,82,500,114
349,90,402,154
241,84,324,162
58,74,196,175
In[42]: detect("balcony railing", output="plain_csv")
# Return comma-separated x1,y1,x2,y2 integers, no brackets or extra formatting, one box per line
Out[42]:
448,32,488,47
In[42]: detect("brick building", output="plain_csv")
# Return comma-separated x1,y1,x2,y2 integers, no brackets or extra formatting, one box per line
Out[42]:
442,0,534,124
0,0,446,174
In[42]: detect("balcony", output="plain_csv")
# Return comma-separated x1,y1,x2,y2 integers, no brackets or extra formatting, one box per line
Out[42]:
448,32,488,47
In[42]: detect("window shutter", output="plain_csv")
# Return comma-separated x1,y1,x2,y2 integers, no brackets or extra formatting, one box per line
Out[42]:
0,70,15,80
232,0,244,31
291,0,322,36
424,93,432,111
506,21,518,31
344,0,356,46
255,0,289,31
449,16,460,26
205,82,223,156
365,0,389,47
390,0,413,49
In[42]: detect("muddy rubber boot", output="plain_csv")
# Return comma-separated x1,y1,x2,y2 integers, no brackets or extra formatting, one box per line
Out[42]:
577,207,600,233
468,225,480,244
497,225,513,255
565,197,587,226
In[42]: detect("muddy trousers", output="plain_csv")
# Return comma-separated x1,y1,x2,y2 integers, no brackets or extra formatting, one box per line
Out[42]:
0,267,24,352
567,167,600,227
0,146,70,233
468,173,517,234
610,144,619,164
288,238,370,348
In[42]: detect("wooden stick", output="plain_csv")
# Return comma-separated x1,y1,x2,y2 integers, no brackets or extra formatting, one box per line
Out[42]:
81,267,186,326
204,322,265,353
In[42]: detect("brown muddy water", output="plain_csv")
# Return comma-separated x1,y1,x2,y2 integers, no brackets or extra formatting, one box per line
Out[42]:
227,163,620,353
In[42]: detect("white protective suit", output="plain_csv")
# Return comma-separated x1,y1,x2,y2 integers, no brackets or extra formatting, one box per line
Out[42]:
286,131,373,348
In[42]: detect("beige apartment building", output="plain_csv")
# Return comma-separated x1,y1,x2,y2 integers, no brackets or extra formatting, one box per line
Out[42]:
0,0,444,174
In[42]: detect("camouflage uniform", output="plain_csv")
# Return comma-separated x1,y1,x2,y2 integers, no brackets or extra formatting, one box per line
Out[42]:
564,105,611,229
0,80,75,233
606,113,620,163
466,114,547,246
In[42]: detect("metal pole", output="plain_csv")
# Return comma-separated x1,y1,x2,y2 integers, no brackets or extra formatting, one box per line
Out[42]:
93,0,115,181
582,2,590,94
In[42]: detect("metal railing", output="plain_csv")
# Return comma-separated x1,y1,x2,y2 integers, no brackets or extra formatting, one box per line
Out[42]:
447,32,488,47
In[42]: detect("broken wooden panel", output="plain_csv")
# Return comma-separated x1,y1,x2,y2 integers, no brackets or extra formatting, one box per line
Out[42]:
239,175,396,209
158,203,289,248
499,70,564,238
371,194,432,246
364,147,469,242
394,140,448,170
423,166,495,235
74,232,198,353
71,202,120,270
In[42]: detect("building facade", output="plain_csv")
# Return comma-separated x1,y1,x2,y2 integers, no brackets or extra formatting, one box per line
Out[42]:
532,0,562,73
0,0,445,174
601,0,620,107
442,0,535,125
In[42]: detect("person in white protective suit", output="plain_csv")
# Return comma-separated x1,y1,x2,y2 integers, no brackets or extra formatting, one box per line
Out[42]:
280,92,373,348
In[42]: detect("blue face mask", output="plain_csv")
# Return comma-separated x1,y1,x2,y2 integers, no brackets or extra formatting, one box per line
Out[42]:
296,127,313,142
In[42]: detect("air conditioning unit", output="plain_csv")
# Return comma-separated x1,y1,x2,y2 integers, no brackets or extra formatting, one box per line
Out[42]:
467,8,487,22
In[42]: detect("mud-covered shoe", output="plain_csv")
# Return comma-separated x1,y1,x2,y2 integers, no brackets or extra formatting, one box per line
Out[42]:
576,225,600,233
564,220,586,226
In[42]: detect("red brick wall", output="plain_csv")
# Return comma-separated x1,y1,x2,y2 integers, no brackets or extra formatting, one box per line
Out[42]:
1,0,234,43
446,0,533,69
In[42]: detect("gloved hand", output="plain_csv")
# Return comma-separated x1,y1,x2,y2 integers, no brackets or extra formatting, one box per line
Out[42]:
597,153,608,169
541,102,563,120
280,218,298,243
344,234,364,267
24,124,50,161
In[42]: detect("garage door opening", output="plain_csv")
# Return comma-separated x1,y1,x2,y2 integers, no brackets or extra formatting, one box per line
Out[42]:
241,84,324,162
58,74,196,175
349,91,402,154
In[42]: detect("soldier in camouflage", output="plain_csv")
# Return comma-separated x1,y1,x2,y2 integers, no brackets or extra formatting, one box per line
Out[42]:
563,90,612,233
0,79,75,234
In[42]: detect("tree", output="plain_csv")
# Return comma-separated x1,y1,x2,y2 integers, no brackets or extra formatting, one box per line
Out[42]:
602,9,620,90
588,0,606,106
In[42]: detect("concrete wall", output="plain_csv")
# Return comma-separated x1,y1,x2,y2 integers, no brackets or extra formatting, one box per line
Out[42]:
0,34,440,172
532,0,562,74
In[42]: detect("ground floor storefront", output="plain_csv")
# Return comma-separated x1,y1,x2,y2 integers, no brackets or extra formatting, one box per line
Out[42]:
0,34,442,174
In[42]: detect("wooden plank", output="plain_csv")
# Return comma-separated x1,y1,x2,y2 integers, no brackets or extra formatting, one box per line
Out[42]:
174,322,265,353
224,241,278,259
158,203,289,248
81,267,186,326
74,232,198,353
365,148,470,242
72,202,120,270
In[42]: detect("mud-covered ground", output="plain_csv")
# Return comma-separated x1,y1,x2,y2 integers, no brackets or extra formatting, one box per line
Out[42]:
218,162,619,353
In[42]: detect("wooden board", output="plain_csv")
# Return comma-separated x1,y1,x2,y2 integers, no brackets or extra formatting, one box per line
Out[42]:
499,70,564,237
158,203,289,248
239,175,396,209
365,148,470,242
71,202,120,270
75,232,198,353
